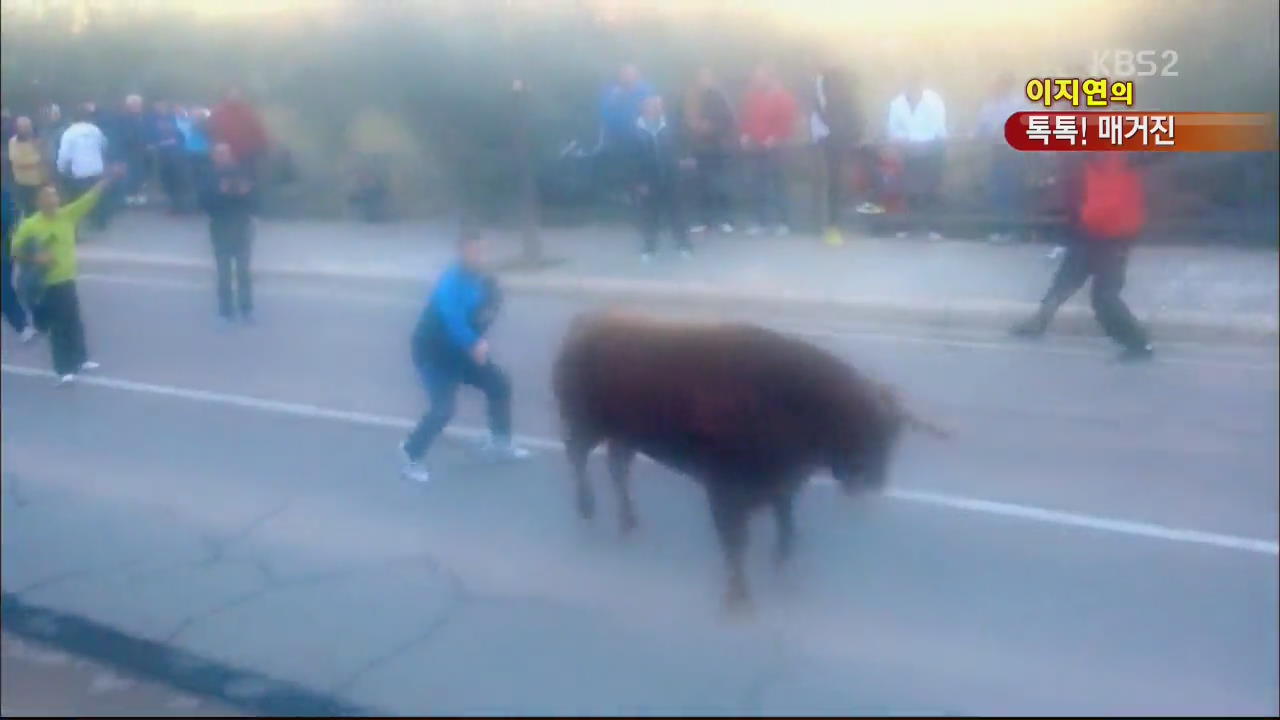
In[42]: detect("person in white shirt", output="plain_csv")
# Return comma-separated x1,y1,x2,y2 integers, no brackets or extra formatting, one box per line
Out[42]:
56,104,109,230
886,73,947,240
972,72,1029,244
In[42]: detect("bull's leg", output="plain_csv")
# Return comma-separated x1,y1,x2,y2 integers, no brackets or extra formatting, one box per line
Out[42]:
606,441,639,535
771,492,795,568
708,485,751,613
565,427,600,521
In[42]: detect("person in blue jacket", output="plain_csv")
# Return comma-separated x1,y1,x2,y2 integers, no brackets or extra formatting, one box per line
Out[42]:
399,230,529,483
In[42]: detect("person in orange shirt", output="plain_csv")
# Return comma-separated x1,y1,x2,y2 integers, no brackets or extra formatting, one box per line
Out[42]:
739,64,798,236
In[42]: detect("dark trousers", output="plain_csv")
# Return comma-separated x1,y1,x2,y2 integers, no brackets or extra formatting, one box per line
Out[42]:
1039,240,1149,350
820,138,848,227
158,153,188,211
67,175,109,230
35,281,89,375
404,345,513,460
211,219,253,319
1,255,29,333
745,148,789,226
637,182,690,254
691,149,731,226
988,146,1025,235
900,144,945,233
14,184,41,217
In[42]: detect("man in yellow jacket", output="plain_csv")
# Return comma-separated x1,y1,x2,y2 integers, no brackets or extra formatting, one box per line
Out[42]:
8,116,48,216
10,164,123,384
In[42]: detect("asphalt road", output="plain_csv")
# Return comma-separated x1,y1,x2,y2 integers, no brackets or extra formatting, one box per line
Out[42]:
2,265,1277,715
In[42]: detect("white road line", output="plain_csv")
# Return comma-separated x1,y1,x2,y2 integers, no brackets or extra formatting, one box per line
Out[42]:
71,273,1280,371
4,363,1277,557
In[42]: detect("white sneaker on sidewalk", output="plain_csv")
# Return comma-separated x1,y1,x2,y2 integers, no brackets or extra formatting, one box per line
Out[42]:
398,442,431,483
80,360,100,372
688,224,708,234
718,223,735,234
19,327,37,343
56,373,77,387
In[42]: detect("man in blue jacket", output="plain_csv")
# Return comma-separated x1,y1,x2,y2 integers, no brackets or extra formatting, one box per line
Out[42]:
399,231,529,483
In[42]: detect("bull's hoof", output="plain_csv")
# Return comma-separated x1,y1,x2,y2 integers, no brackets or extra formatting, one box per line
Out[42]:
576,491,595,521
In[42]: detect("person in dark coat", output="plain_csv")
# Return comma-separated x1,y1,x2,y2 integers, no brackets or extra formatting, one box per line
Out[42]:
198,142,258,324
630,95,693,261
682,68,736,234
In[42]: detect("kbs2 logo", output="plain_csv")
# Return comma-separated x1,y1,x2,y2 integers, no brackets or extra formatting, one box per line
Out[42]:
1090,50,1179,78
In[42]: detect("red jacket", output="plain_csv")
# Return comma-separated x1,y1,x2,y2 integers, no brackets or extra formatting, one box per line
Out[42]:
210,100,269,161
740,86,797,146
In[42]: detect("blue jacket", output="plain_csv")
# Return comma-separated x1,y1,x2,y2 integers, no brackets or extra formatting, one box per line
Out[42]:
413,263,499,360
600,81,655,147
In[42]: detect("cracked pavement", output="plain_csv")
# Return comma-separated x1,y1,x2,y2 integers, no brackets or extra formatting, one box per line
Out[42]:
2,266,1277,715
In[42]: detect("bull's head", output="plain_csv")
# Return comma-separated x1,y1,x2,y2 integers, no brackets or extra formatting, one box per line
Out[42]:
830,383,948,495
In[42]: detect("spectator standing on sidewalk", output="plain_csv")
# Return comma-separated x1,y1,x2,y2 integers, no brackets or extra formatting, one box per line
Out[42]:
740,64,798,237
630,95,694,262
115,94,150,207
597,64,655,198
9,165,123,384
177,106,213,195
38,104,68,173
1010,152,1155,362
2,184,35,342
810,64,861,246
148,103,187,213
210,87,270,183
399,230,529,484
682,67,736,235
886,72,948,240
56,104,110,232
972,72,1028,243
198,143,257,326
8,116,49,216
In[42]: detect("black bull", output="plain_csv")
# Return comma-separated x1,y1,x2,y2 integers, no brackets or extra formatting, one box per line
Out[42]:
552,312,948,611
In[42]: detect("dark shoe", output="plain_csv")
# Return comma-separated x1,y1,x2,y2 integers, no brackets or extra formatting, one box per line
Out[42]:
1010,315,1048,338
1116,344,1155,363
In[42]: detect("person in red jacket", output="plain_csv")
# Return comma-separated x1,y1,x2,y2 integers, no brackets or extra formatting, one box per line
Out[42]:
739,64,797,236
209,86,269,181
1011,152,1154,362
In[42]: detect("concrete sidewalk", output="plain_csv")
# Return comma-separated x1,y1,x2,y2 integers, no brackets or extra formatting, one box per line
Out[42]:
75,213,1279,343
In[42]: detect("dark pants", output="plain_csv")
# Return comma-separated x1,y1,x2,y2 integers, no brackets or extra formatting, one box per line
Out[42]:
211,219,253,319
988,146,1025,236
691,149,731,227
67,175,109,230
1,255,29,334
13,184,41,217
637,182,690,254
1039,240,1149,350
820,138,848,227
901,144,945,233
158,152,188,211
745,148,789,227
404,344,513,460
35,281,89,375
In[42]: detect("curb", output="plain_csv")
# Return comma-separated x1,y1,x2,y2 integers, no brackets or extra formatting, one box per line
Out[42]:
78,250,1279,345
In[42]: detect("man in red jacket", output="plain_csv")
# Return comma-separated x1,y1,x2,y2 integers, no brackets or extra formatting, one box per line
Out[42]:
1011,152,1154,362
740,64,798,237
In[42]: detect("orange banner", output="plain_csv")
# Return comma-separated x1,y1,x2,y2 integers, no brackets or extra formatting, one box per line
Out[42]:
1004,112,1278,152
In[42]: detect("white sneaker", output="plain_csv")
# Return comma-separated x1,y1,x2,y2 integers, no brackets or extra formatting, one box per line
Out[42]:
398,442,431,483
482,438,531,461
927,231,943,242
1047,245,1066,260
80,360,100,372
19,326,37,343
56,373,77,386
688,224,708,234
718,223,735,234
855,201,886,215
